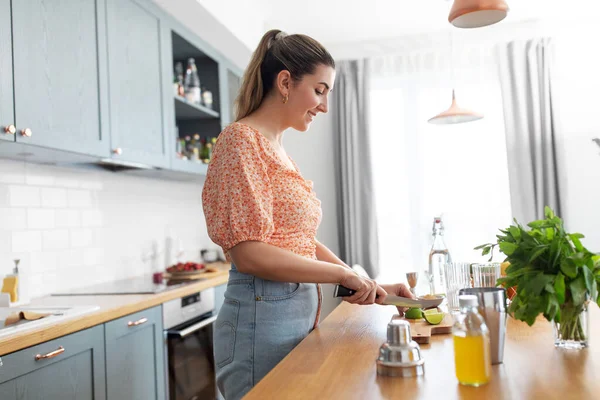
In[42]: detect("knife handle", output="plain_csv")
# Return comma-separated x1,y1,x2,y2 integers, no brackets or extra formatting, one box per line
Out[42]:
334,285,381,299
334,285,355,297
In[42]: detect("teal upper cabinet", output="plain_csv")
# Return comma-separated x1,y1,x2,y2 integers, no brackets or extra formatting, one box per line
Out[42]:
167,27,223,175
10,0,110,156
105,306,166,400
0,325,106,400
219,62,243,128
106,0,170,168
0,0,15,143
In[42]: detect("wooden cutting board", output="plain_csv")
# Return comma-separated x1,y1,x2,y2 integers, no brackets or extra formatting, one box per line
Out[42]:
392,314,454,344
163,268,221,281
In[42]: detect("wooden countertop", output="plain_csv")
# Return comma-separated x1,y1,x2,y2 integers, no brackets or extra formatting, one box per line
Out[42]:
245,301,600,400
0,263,230,356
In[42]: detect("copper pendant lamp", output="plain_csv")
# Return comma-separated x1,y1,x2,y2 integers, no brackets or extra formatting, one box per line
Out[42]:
428,89,483,124
448,0,509,28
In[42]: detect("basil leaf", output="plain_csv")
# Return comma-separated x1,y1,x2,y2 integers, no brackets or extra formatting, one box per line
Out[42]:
570,234,584,252
582,265,595,294
509,226,521,240
529,246,548,263
560,258,578,278
570,275,587,306
499,242,518,256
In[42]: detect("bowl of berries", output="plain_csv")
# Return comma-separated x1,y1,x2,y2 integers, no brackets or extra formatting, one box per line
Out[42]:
166,262,207,277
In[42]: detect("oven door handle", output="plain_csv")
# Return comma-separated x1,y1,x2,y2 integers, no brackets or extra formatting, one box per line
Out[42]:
168,315,217,338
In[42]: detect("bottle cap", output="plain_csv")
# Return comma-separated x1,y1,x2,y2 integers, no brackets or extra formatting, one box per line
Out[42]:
458,294,478,308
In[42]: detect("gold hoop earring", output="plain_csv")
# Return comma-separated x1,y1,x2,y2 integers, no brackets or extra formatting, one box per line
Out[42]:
283,94,288,104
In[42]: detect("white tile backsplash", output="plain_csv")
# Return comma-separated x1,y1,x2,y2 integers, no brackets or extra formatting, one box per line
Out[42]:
9,186,41,207
0,208,27,230
54,176,81,188
81,209,103,227
0,159,210,299
27,209,56,229
83,248,104,267
12,231,42,252
67,189,93,208
70,228,93,248
30,251,58,273
42,229,69,250
25,174,56,186
55,209,81,228
41,187,68,208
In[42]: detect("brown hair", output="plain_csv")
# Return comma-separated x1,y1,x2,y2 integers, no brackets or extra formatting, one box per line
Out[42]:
234,29,335,121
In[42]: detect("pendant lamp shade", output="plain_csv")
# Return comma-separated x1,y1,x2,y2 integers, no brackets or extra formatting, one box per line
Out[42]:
428,90,483,125
449,0,509,28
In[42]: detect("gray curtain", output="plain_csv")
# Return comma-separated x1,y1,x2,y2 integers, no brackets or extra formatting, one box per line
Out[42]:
332,59,379,279
497,38,562,223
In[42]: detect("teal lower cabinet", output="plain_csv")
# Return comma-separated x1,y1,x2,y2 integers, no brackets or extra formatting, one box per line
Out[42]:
0,325,106,400
104,306,165,400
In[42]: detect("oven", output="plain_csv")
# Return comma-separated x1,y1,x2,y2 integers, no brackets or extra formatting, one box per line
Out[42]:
163,287,218,400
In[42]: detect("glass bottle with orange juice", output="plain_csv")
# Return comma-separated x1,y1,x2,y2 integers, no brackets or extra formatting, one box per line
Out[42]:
452,295,491,387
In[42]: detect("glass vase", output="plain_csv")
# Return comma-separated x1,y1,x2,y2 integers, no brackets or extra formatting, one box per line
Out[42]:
553,303,589,350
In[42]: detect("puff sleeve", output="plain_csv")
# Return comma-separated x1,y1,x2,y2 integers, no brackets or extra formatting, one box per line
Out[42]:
202,126,274,256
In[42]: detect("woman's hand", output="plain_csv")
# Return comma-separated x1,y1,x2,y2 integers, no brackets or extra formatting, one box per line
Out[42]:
379,283,415,315
339,270,387,305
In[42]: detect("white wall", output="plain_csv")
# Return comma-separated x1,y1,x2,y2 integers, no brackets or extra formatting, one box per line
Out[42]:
0,159,212,300
553,23,600,251
152,0,253,70
284,112,342,317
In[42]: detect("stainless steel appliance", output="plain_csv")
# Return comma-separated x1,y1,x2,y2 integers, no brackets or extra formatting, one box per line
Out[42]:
51,275,190,295
163,287,217,400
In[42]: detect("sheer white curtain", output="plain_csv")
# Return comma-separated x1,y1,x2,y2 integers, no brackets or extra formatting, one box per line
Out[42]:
369,43,513,285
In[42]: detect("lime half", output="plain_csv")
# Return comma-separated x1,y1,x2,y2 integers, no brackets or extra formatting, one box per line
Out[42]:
423,309,444,325
404,308,423,319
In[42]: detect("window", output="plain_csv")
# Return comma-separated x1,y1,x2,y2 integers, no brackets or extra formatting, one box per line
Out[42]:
370,75,512,285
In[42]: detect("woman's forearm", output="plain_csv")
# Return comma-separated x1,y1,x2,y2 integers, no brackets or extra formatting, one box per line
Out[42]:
229,241,349,284
315,240,350,269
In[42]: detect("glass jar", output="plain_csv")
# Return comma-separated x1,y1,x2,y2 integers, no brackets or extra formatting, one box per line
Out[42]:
553,302,589,349
452,294,491,387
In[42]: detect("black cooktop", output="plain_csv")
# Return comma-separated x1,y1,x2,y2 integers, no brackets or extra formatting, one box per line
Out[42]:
52,275,189,296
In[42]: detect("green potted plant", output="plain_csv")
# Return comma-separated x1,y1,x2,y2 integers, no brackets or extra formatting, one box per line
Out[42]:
476,206,600,349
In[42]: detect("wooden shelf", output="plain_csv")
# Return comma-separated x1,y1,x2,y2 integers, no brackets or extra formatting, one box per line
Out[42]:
174,96,219,120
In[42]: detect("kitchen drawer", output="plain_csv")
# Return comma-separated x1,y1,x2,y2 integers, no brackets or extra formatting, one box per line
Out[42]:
0,325,106,400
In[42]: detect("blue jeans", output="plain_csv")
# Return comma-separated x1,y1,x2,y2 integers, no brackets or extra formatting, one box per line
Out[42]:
214,264,319,400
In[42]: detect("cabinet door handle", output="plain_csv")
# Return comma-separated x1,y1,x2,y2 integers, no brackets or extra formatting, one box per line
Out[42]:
3,125,15,135
128,317,148,327
20,128,32,137
35,346,65,361
112,147,122,155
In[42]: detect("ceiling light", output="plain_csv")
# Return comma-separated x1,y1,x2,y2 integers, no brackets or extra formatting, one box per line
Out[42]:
428,90,483,124
449,0,509,28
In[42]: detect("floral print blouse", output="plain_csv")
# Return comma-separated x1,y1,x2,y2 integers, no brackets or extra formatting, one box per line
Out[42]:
202,122,323,261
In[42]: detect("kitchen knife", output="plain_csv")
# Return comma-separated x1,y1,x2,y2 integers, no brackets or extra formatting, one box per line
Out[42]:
333,285,444,308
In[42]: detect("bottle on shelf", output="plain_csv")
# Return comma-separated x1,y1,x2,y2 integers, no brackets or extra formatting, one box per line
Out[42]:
183,135,192,160
427,216,451,295
190,134,200,162
174,62,184,97
199,138,209,163
183,58,201,104
453,295,491,387
201,86,213,109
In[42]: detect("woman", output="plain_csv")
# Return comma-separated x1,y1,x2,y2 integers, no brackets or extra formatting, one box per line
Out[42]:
202,29,413,399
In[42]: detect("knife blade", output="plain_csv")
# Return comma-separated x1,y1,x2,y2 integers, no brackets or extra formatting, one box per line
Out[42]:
333,285,444,308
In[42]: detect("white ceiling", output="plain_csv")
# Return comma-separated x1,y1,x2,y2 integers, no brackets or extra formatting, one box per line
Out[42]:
260,0,544,45
197,0,596,60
